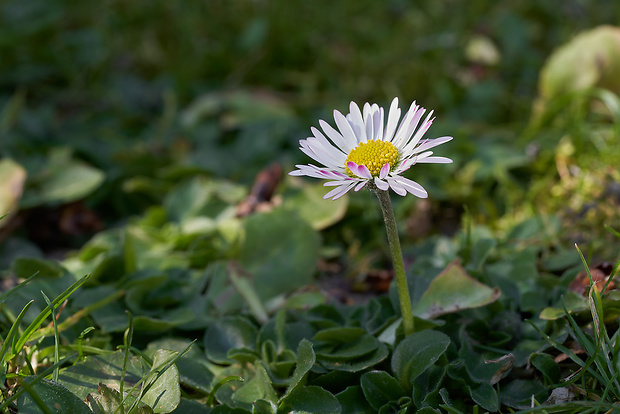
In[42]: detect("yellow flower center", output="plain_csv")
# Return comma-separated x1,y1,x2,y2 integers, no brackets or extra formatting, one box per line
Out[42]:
344,140,399,177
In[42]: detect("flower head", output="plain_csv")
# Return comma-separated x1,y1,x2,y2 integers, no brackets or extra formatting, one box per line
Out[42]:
289,98,453,200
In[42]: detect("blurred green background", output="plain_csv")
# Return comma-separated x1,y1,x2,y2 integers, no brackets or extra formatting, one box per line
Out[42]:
1,0,620,253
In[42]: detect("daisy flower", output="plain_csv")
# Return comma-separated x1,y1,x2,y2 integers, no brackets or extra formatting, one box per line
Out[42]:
289,98,453,200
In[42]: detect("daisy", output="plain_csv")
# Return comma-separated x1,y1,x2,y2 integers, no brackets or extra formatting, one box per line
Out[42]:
289,97,453,200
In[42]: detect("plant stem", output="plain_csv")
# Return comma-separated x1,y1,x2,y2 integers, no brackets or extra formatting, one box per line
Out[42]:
372,188,414,336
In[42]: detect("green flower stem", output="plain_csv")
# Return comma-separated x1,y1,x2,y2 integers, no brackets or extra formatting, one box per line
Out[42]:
373,188,414,336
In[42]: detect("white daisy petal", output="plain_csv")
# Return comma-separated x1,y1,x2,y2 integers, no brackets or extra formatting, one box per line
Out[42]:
372,106,383,141
365,106,374,141
392,176,428,198
416,156,453,164
383,97,401,143
374,177,389,190
393,102,423,148
334,110,360,146
376,107,385,141
302,138,344,168
324,181,356,200
319,119,353,152
386,178,407,196
354,181,367,191
348,102,367,142
311,127,348,156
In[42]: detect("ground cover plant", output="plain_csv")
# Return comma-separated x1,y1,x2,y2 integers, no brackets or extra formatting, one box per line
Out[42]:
1,1,620,412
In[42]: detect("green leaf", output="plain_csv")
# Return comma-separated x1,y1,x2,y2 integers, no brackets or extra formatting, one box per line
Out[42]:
336,386,375,414
318,342,389,373
204,316,258,365
13,257,66,279
500,379,548,409
282,182,348,230
252,399,277,414
21,148,105,208
141,349,181,413
413,260,500,319
284,339,316,397
360,371,407,410
170,398,212,413
59,351,145,400
278,386,341,414
468,383,499,412
539,292,588,320
239,208,320,300
211,405,252,414
539,26,620,100
85,383,153,414
530,353,561,384
391,330,450,391
231,364,277,408
18,377,92,414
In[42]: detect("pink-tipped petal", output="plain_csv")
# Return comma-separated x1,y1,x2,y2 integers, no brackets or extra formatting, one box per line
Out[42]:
354,181,367,191
379,163,390,179
346,161,372,179
357,164,372,179
412,136,453,153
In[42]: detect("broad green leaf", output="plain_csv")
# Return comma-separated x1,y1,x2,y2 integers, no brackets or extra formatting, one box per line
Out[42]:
539,292,587,320
468,384,499,412
239,208,320,300
500,379,548,409
413,364,447,408
312,327,365,342
211,405,252,414
170,398,211,413
231,364,277,408
283,182,348,230
391,330,450,390
12,257,66,279
147,338,214,394
141,349,181,413
85,383,153,414
318,342,389,373
252,399,277,414
204,316,258,365
18,377,92,414
360,371,407,411
0,158,26,227
59,351,144,400
539,26,620,100
284,339,315,397
336,386,375,414
21,148,105,208
278,386,341,414
530,353,561,384
413,261,500,319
